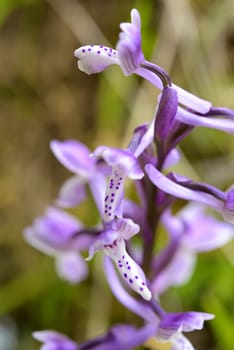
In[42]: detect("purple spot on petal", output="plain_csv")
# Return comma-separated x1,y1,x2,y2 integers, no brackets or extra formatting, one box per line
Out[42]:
135,276,139,279
118,264,123,268
82,49,85,53
142,282,146,286
97,51,101,54
124,273,127,278
129,279,133,284
122,255,125,259
140,287,144,291
128,266,131,270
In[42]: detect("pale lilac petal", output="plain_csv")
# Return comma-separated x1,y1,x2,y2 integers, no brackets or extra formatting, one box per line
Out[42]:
74,45,119,74
89,173,106,215
164,149,181,168
151,247,196,295
55,252,88,284
180,204,234,251
105,324,156,350
145,164,223,211
24,227,57,256
50,140,94,176
79,323,156,350
122,199,145,228
176,107,234,134
116,9,144,76
104,256,157,322
24,208,81,253
56,176,87,208
171,334,195,350
93,146,144,179
159,311,214,333
33,330,77,350
135,66,163,89
114,217,140,240
172,84,211,113
130,8,141,28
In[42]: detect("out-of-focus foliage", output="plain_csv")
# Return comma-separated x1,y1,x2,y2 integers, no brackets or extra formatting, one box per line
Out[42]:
0,0,233,349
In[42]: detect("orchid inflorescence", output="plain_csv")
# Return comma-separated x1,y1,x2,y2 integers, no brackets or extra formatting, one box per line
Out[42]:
25,9,234,350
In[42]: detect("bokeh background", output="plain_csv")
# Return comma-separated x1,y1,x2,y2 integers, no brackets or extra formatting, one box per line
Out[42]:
0,0,234,349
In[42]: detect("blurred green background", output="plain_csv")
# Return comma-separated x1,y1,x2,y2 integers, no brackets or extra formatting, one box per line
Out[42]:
0,0,234,349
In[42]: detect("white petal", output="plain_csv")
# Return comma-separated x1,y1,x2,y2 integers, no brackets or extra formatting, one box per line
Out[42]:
104,238,152,300
171,333,195,350
74,45,119,74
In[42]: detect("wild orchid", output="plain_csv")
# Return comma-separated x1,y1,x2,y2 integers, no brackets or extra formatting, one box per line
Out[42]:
27,8,234,350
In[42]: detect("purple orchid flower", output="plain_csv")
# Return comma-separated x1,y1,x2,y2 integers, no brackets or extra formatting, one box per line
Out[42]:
151,204,234,294
50,137,151,300
24,207,93,283
74,9,211,114
104,256,214,349
74,8,234,134
92,145,144,222
50,140,108,212
145,163,234,224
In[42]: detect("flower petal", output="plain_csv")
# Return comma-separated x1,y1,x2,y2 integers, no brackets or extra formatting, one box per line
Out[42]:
50,140,94,176
115,217,140,240
33,330,77,350
145,164,223,211
159,311,214,334
104,238,152,300
163,149,181,168
56,176,87,208
180,204,234,251
74,45,119,74
89,173,106,215
93,146,144,179
55,252,88,284
151,247,196,295
24,207,81,253
176,106,234,134
104,256,156,322
171,334,195,350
